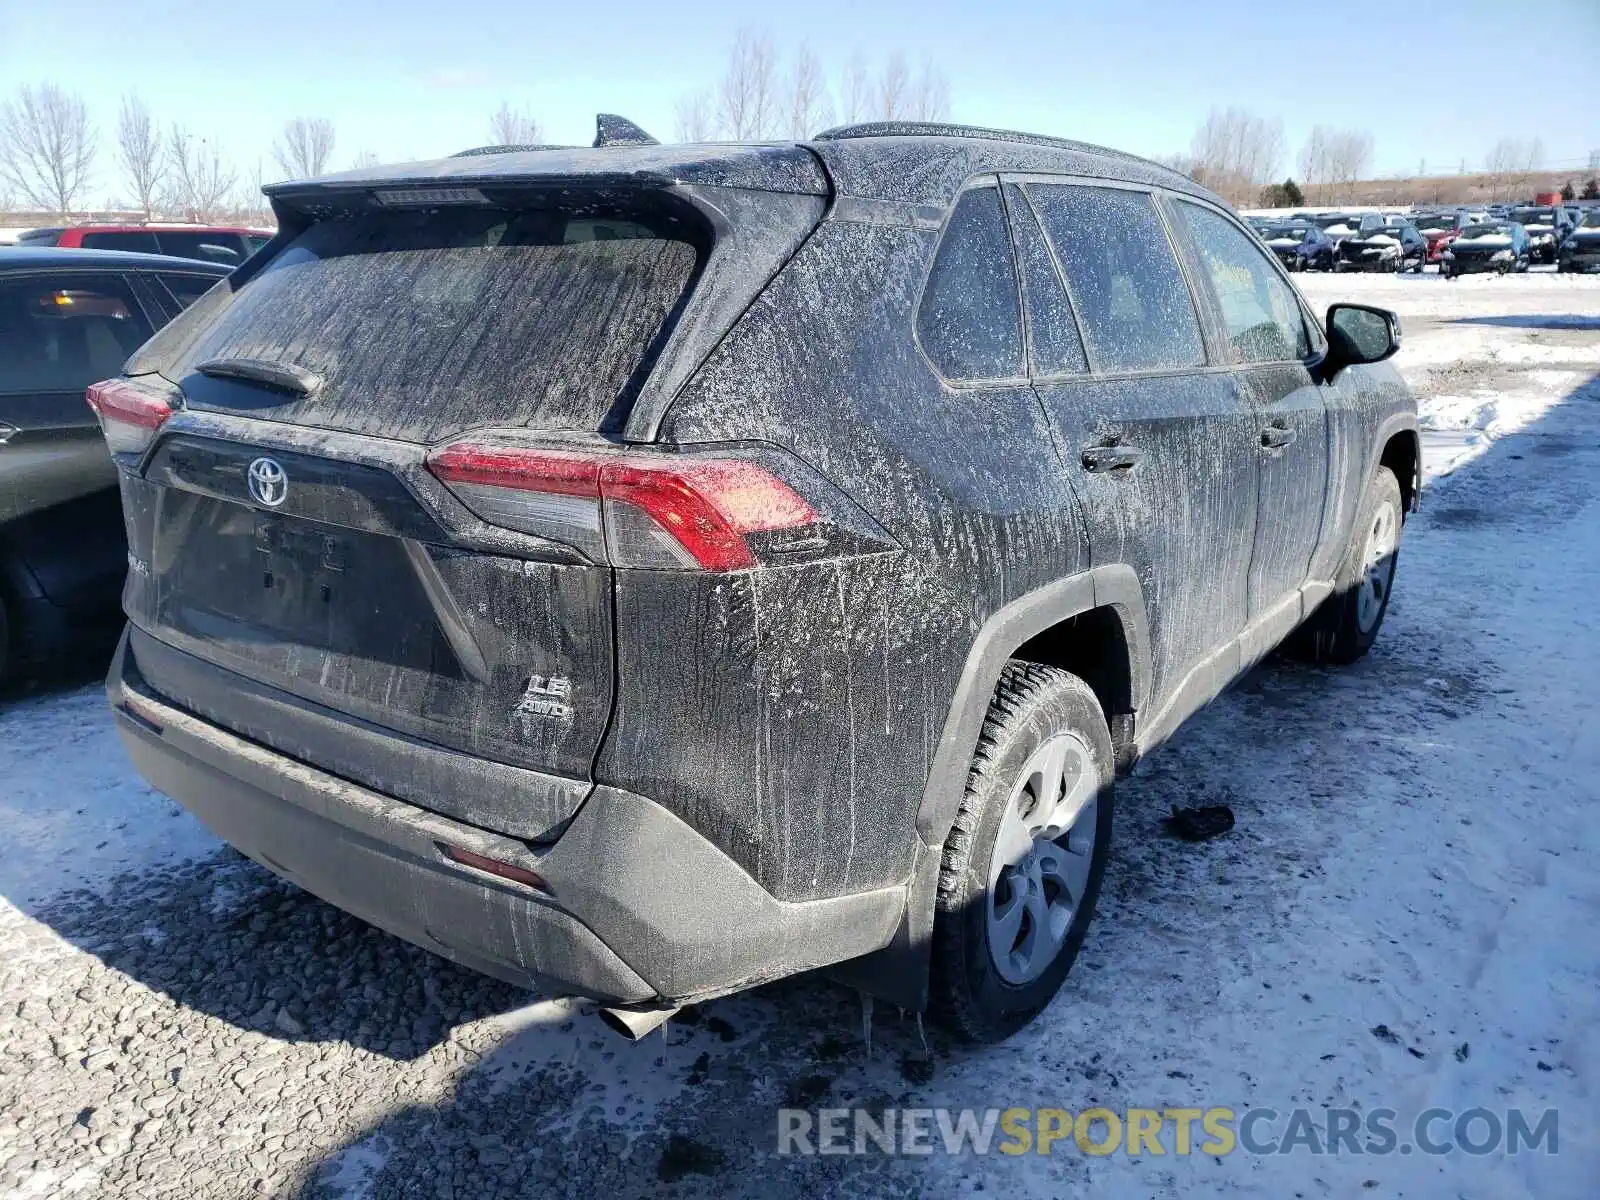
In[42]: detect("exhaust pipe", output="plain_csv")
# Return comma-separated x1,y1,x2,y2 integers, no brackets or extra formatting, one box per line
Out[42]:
599,1003,680,1041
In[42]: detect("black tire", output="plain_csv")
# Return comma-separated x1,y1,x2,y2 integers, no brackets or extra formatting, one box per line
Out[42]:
1289,466,1404,665
929,663,1114,1043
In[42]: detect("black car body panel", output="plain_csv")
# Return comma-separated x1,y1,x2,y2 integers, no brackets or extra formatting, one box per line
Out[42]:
1336,219,1427,272
102,128,1419,1012
0,248,228,668
1558,217,1600,272
1441,222,1531,276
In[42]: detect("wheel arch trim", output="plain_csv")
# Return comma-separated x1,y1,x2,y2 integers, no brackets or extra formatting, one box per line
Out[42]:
915,564,1150,847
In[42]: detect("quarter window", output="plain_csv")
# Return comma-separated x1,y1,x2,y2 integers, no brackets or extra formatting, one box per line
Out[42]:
1004,184,1087,376
1027,184,1205,374
80,231,161,253
916,186,1024,382
1174,201,1311,364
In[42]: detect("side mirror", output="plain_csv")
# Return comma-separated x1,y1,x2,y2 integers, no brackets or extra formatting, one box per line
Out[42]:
1324,303,1401,375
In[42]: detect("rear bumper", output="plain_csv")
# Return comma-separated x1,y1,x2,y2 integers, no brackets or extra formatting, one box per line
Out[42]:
108,630,905,1004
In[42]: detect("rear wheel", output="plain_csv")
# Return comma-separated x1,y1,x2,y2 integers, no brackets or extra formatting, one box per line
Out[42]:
1290,467,1403,665
930,664,1114,1043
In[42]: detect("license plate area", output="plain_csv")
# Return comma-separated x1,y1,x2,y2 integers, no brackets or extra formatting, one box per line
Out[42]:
153,491,442,671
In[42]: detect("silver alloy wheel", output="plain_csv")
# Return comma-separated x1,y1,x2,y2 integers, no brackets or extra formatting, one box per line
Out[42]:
986,731,1099,985
1357,497,1399,633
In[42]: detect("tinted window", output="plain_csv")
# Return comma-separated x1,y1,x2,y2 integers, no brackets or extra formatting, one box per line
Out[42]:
154,232,246,264
1174,201,1311,364
1003,184,1086,376
158,273,222,310
0,274,154,393
1028,184,1204,373
80,230,161,253
148,200,700,440
916,186,1023,382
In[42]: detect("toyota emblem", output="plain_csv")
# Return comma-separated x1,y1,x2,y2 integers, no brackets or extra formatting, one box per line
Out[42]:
247,457,289,507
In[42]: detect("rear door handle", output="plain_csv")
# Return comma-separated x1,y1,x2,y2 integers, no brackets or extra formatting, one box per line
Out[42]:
1081,444,1143,473
1260,425,1296,449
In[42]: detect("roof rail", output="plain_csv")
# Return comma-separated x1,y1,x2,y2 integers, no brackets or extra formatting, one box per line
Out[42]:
812,121,1152,167
450,143,582,158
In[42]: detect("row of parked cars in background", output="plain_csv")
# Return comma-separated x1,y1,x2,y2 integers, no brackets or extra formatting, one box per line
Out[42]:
1246,202,1600,277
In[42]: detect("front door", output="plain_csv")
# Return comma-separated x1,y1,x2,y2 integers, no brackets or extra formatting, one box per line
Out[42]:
1166,198,1332,663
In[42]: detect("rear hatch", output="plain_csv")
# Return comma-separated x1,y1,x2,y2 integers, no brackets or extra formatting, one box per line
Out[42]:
103,180,766,841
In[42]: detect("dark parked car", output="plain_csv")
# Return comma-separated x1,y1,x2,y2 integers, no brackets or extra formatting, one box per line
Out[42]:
0,248,228,676
97,120,1419,1042
1506,206,1571,265
1558,209,1600,272
1257,221,1315,268
1440,221,1531,277
1293,223,1341,271
1335,215,1427,273
17,225,272,267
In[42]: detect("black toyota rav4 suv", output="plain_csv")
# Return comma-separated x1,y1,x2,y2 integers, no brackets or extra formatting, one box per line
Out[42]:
98,120,1419,1043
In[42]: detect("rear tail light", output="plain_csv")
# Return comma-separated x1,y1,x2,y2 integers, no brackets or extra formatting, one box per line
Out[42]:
427,442,818,571
86,378,175,455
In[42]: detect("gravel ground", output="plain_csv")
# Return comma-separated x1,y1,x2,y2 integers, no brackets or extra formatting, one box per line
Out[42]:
2,269,1597,1199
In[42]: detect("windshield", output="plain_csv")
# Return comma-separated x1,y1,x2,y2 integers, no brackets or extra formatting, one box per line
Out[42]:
1264,225,1310,239
1581,211,1600,229
1461,223,1511,238
1413,214,1459,232
1511,209,1554,225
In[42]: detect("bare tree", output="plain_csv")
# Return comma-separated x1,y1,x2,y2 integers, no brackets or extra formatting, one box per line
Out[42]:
1295,124,1373,204
674,89,715,142
115,94,163,218
1589,148,1600,172
0,83,96,216
166,125,237,221
715,30,778,139
1187,107,1285,205
909,60,952,122
271,116,336,179
876,52,910,120
349,150,380,169
783,43,831,140
489,102,541,146
840,54,871,124
1484,137,1543,201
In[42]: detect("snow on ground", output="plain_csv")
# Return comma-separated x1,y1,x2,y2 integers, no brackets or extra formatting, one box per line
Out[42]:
0,270,1596,1199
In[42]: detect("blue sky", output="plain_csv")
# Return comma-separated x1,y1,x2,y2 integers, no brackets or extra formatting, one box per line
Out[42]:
3,0,1597,200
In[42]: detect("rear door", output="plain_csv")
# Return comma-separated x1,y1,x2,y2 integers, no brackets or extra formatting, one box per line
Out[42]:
1167,197,1330,662
1013,178,1259,728
0,270,157,600
114,194,704,839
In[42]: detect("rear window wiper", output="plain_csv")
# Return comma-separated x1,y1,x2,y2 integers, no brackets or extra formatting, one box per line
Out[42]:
195,357,323,398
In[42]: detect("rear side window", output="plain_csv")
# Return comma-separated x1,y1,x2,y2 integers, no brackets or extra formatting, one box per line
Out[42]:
1174,201,1311,364
80,231,161,253
1027,184,1205,374
156,201,701,440
0,274,154,393
154,232,247,265
917,186,1023,382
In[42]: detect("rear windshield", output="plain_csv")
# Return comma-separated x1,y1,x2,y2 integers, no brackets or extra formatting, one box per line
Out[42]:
147,200,700,441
